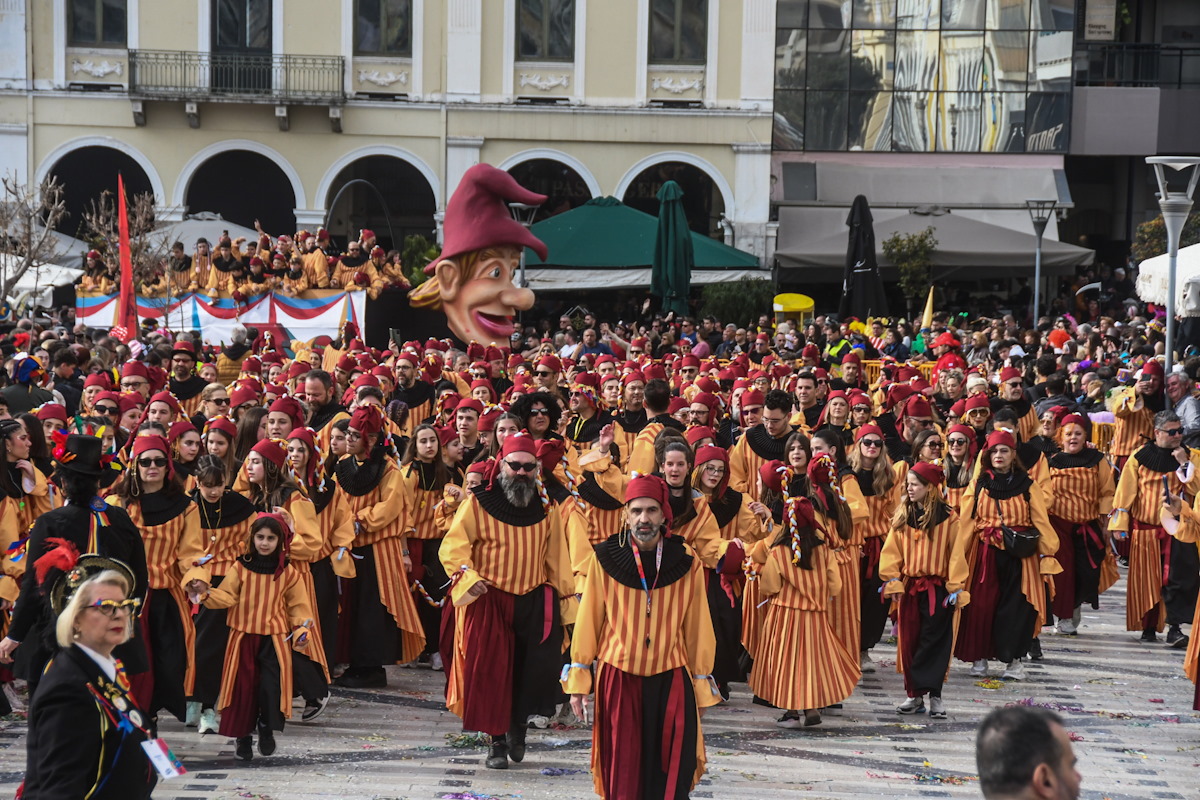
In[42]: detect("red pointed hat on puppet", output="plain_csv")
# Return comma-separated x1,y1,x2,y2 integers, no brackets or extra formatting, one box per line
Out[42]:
431,163,549,271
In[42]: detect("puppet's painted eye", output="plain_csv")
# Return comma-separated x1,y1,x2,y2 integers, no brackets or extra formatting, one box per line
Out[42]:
489,266,502,279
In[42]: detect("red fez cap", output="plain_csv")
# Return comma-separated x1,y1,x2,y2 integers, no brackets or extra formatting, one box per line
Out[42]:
854,423,884,442
910,461,945,486
741,389,765,408
1060,413,1087,430
1142,359,1164,378
349,405,384,438
841,350,861,365
985,429,1017,451
999,366,1023,383
437,426,459,448
964,393,991,413
250,437,287,468
229,385,258,409
535,438,566,473
168,420,197,443
499,431,538,459
625,473,673,528
121,361,149,380
204,416,237,440
622,371,646,387
536,355,562,374
269,396,304,422
35,403,67,423
758,459,785,493
685,426,716,446
457,398,485,415
84,373,112,390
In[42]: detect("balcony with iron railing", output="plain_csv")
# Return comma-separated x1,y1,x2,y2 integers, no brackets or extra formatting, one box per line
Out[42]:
128,50,345,103
1075,42,1200,89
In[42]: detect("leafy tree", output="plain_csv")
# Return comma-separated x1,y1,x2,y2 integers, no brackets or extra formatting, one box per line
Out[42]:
698,276,776,328
1131,212,1200,264
882,226,938,317
401,234,440,287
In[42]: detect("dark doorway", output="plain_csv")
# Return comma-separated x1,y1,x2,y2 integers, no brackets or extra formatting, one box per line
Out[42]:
184,150,295,235
621,161,724,237
324,155,437,252
212,0,272,94
506,159,593,222
46,146,154,239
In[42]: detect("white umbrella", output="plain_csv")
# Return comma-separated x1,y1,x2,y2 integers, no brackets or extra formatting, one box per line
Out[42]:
1136,243,1200,315
154,214,259,248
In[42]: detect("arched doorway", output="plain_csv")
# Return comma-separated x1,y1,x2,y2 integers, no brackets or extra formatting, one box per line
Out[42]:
506,159,593,222
46,146,155,238
184,150,296,236
621,161,725,237
324,156,437,252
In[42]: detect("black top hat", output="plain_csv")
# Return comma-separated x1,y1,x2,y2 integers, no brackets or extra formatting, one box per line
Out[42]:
53,434,105,477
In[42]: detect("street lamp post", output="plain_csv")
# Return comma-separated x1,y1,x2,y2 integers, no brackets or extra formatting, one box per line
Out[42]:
1025,199,1057,326
1146,156,1200,374
507,201,540,289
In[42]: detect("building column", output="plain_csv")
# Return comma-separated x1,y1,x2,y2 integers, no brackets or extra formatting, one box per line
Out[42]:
155,205,187,223
445,136,484,203
294,208,326,229
445,0,481,102
739,0,774,109
732,142,772,263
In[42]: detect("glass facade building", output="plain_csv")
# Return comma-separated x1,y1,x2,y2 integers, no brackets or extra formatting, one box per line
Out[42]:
773,0,1076,153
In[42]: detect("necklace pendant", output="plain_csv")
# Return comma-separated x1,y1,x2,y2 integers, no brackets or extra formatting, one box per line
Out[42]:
645,635,651,649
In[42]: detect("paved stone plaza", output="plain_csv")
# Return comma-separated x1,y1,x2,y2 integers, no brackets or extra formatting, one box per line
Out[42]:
0,579,1194,799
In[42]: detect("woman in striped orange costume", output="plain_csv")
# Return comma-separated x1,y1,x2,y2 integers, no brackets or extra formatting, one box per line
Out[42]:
658,441,724,569
954,430,1060,681
204,416,239,487
189,513,314,761
287,426,355,679
108,433,204,723
847,423,902,673
401,423,461,668
169,420,202,490
243,437,329,714
333,405,425,688
942,424,977,512
570,428,627,578
693,444,769,697
187,454,256,734
1047,414,1117,636
748,487,859,728
880,462,969,719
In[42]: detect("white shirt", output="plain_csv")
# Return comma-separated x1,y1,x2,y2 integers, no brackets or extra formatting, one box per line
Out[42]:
76,642,117,682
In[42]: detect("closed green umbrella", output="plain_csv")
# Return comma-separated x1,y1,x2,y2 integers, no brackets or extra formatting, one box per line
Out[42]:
650,180,693,317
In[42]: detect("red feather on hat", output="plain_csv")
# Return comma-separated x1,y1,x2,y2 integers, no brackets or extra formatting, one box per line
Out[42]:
35,538,80,587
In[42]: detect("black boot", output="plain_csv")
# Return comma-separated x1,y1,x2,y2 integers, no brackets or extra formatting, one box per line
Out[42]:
1166,625,1184,645
235,736,253,761
507,726,527,763
1028,638,1043,661
486,736,509,769
334,665,387,689
1141,626,1158,643
257,723,276,756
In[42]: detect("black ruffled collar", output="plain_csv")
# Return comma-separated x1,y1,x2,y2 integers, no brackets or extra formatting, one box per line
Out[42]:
471,483,546,527
708,488,743,529
665,483,698,530
854,468,877,497
907,502,952,529
336,449,387,496
309,402,348,432
977,469,1032,500
1049,448,1105,469
745,424,789,461
594,532,692,590
578,472,623,510
1134,444,1186,474
239,549,285,575
193,491,255,531
138,489,192,526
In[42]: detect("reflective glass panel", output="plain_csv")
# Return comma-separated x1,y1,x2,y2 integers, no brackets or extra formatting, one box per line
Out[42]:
848,90,893,149
807,29,851,90
988,0,1031,30
852,0,896,28
985,30,1029,90
942,0,985,30
809,0,850,29
773,90,807,150
936,91,982,151
1025,92,1069,152
1032,0,1074,31
805,91,850,150
891,91,936,151
941,32,984,92
896,0,940,30
894,31,940,91
776,29,808,89
851,30,895,90
778,0,809,28
980,92,1027,152
1028,30,1073,92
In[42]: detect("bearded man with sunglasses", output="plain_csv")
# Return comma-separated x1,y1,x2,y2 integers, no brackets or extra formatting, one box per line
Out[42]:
990,366,1040,442
440,434,574,771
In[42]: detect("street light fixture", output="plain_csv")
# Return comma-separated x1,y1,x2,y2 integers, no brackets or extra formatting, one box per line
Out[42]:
1025,198,1057,325
1146,156,1200,374
507,201,540,290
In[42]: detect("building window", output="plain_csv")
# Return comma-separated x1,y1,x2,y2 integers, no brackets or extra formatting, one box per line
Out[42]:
649,0,707,65
771,0,1074,153
518,0,575,62
68,0,127,48
355,0,414,57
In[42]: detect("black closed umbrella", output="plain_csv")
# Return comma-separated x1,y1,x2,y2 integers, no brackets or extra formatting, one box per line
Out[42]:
839,194,889,320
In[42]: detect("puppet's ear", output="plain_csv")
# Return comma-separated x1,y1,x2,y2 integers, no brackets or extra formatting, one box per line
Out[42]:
433,259,460,302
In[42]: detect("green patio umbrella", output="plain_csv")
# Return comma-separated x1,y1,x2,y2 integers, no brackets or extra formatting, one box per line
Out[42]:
650,180,694,317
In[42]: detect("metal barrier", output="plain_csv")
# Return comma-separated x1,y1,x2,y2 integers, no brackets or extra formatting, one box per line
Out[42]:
129,50,345,103
1076,43,1200,89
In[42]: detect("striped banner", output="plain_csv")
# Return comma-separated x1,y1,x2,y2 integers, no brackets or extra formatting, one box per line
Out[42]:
77,290,366,348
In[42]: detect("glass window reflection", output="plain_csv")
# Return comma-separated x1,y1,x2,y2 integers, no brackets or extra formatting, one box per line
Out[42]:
896,0,939,31
988,0,1031,30
773,90,807,150
807,29,851,90
848,90,893,150
1025,92,1069,151
778,0,809,28
1031,0,1074,31
806,91,849,150
941,0,984,30
853,0,896,29
776,28,808,89
892,91,936,151
808,0,850,29
851,30,894,90
894,31,940,92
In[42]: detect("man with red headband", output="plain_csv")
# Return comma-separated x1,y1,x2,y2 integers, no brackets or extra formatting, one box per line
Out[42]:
563,473,717,799
440,433,574,770
334,405,425,688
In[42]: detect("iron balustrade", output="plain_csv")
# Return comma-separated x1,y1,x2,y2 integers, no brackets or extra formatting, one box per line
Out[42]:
1076,42,1200,89
129,50,345,103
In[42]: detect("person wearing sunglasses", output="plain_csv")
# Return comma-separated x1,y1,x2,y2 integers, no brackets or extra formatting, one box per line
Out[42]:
106,433,202,726
168,340,208,418
331,405,424,690
992,366,1040,443
1110,409,1200,647
200,383,232,423
439,433,574,770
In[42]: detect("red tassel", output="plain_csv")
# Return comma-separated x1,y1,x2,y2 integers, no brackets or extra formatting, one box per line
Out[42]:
34,538,80,586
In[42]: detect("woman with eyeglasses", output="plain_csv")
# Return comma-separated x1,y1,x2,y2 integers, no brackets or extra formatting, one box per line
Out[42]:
510,390,581,484
107,433,204,725
1046,414,1118,638
693,444,769,698
954,430,1059,682
847,423,902,674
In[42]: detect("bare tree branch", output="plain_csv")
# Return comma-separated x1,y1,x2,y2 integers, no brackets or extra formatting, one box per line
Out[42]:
0,174,69,304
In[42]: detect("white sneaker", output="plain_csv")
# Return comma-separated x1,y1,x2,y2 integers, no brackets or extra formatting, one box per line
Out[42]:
969,659,988,677
185,701,201,727
526,714,550,729
860,651,876,674
1001,660,1025,681
198,707,218,734
430,652,444,672
896,695,925,714
1057,618,1078,635
929,697,946,719
776,712,803,729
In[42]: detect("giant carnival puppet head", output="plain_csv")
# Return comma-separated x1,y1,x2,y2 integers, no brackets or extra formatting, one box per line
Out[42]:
408,164,547,344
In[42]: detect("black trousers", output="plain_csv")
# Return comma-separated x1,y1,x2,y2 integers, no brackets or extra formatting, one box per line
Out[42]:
292,651,328,703
993,547,1037,664
192,575,229,708
346,544,401,667
706,569,745,686
508,587,563,733
310,559,339,667
414,538,449,653
1164,537,1200,628
902,585,954,698
860,555,889,651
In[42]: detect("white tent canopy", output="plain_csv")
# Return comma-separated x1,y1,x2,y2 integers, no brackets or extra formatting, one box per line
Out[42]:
0,255,83,310
1136,243,1200,315
154,214,259,248
523,267,769,292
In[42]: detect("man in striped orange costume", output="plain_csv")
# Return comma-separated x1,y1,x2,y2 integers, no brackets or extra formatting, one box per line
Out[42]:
628,379,684,476
564,473,718,800
440,433,575,770
1109,410,1200,643
168,341,208,418
1109,360,1165,471
392,348,435,437
729,389,795,502
989,366,1040,443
